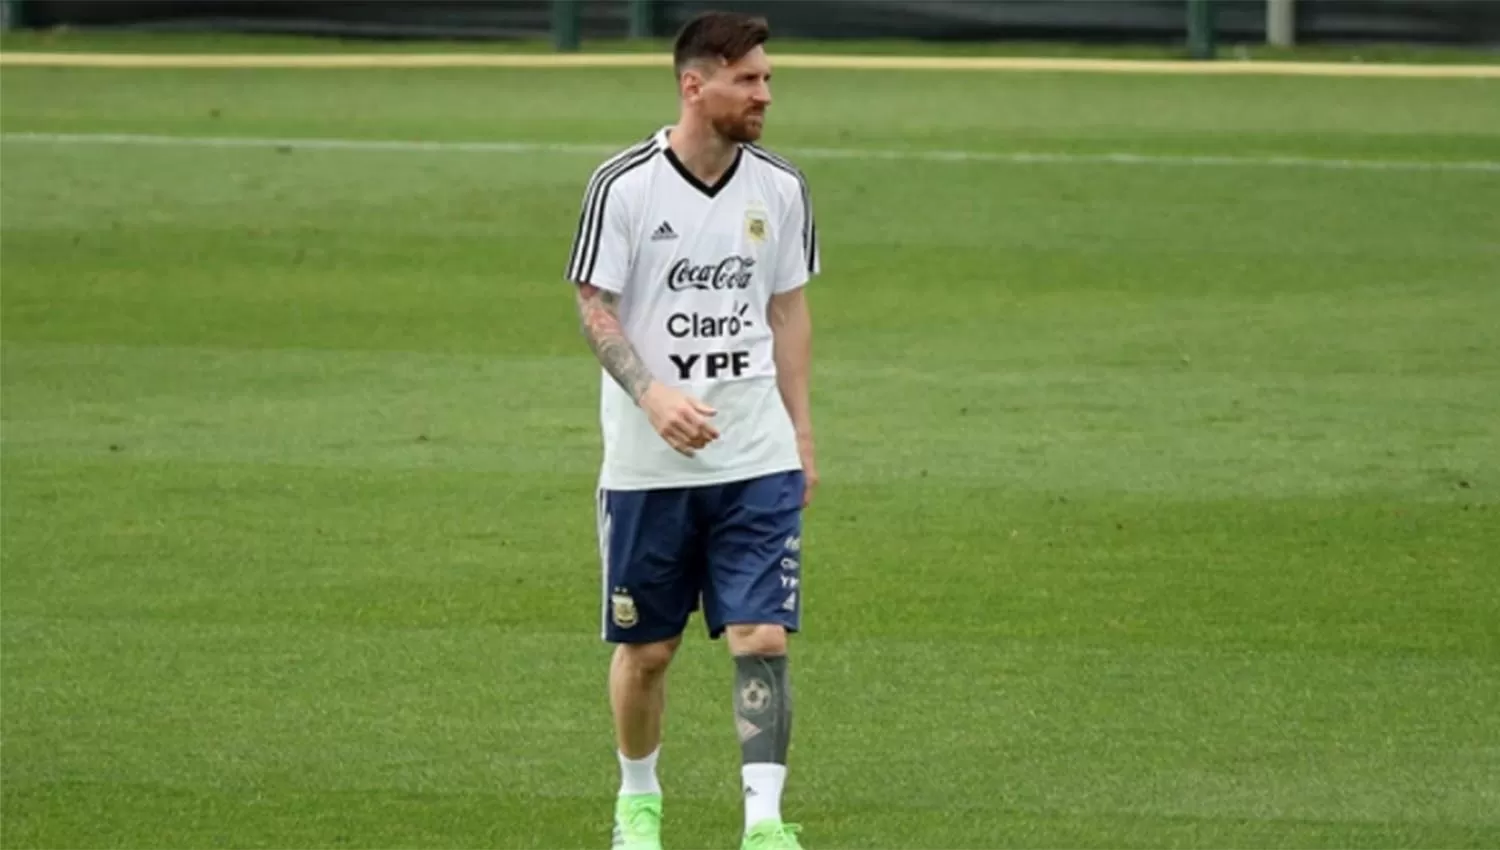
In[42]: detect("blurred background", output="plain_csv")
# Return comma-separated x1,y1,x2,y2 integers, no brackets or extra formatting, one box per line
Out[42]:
6,0,1500,54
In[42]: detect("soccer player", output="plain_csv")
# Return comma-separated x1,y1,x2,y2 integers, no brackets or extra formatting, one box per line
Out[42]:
563,10,819,850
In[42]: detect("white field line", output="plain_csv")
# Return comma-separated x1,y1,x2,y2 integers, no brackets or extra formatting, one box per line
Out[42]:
2,51,1498,78
3,131,1498,174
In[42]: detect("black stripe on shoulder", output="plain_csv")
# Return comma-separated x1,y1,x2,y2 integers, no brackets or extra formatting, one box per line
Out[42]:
566,140,658,283
745,145,816,274
566,137,656,277
745,143,802,176
581,149,655,282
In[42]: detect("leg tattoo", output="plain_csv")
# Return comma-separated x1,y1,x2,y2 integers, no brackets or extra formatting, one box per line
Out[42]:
734,654,792,765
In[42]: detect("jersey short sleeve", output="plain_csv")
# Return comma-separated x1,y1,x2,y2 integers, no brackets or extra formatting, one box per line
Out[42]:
773,171,820,294
565,144,656,292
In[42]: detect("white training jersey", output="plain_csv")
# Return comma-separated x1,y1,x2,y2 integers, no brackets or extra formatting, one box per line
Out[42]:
565,126,820,491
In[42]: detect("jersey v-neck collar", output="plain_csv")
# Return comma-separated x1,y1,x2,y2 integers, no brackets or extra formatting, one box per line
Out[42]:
656,127,743,199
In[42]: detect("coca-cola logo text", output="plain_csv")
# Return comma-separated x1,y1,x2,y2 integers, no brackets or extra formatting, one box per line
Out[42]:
667,256,755,292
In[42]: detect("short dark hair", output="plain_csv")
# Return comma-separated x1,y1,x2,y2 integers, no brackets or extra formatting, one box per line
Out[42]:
672,11,770,76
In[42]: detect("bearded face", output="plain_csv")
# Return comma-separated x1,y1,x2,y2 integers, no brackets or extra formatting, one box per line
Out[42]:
687,46,772,143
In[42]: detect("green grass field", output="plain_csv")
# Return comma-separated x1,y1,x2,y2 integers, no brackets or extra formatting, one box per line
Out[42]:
2,35,1499,850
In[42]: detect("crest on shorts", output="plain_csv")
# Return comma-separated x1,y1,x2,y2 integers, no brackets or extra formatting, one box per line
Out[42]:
745,209,768,243
610,588,638,628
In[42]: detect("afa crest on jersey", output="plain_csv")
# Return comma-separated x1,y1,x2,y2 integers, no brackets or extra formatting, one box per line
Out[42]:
745,208,769,243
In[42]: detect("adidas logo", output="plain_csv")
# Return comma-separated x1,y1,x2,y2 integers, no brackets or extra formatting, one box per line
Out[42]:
651,221,678,241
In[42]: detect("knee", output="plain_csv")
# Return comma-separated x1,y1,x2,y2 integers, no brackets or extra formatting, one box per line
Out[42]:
615,637,681,677
726,624,788,657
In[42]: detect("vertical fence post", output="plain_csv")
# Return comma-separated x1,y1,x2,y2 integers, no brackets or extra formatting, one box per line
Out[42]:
1,0,23,30
552,0,581,52
1187,0,1217,60
1267,0,1295,47
628,0,654,40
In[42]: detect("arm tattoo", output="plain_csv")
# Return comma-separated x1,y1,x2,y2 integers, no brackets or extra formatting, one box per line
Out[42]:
578,288,654,402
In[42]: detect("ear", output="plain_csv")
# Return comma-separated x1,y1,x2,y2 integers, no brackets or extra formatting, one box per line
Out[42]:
679,58,724,101
679,63,713,102
679,68,704,101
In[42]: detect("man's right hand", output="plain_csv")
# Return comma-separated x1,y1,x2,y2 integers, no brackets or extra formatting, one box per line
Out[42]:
639,382,719,457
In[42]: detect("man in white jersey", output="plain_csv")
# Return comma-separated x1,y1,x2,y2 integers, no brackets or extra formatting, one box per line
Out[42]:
564,11,818,850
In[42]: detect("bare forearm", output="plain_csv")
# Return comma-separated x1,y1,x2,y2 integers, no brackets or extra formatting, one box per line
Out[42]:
577,285,655,403
771,293,814,441
777,359,812,442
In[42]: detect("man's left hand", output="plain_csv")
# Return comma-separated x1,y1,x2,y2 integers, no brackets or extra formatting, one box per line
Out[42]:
798,437,818,508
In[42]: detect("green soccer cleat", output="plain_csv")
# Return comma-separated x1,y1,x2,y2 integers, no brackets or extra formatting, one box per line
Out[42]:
612,793,664,850
741,820,804,850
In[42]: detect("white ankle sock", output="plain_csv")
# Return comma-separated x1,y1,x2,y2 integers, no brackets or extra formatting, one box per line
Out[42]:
742,763,786,828
618,748,661,796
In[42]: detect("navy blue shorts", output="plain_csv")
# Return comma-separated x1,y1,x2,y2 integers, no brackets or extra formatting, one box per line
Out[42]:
597,470,804,644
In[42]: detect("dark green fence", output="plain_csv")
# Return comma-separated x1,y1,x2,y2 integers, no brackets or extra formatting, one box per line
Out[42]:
11,1,1500,50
